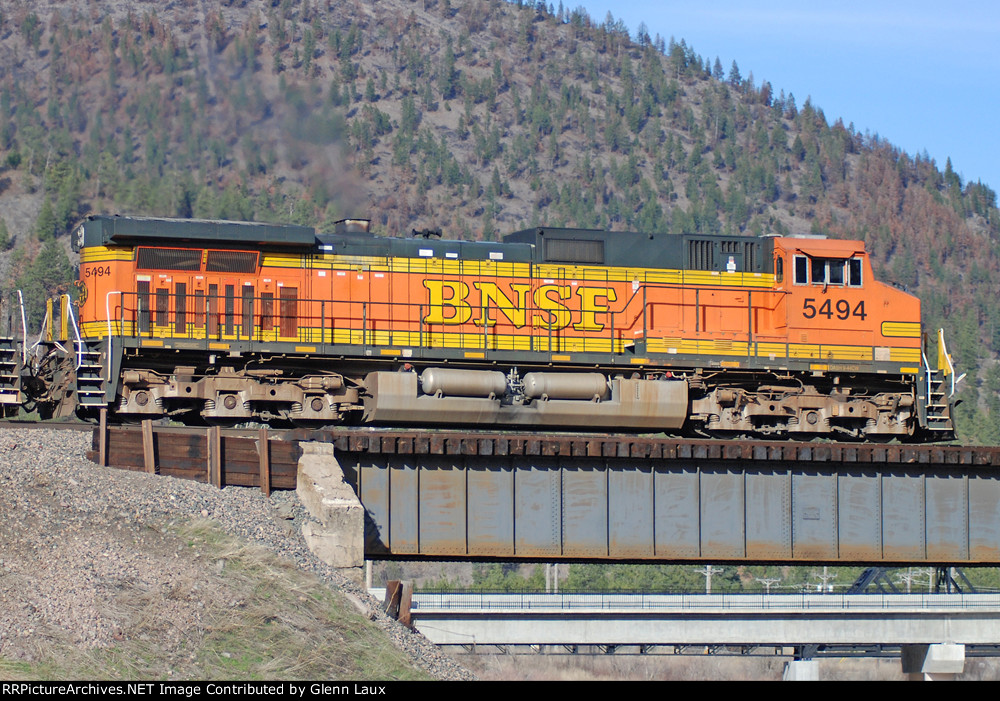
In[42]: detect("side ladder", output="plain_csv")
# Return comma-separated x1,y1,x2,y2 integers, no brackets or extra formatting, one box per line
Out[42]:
922,328,964,438
0,335,22,412
923,368,954,435
76,342,107,408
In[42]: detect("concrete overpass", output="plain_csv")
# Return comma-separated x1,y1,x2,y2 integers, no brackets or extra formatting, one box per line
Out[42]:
400,591,1000,679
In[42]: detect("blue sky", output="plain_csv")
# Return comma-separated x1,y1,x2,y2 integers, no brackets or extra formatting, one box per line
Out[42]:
574,1,1000,193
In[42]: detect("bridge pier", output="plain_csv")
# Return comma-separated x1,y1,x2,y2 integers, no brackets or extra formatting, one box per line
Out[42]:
296,442,365,582
901,643,966,681
782,660,818,681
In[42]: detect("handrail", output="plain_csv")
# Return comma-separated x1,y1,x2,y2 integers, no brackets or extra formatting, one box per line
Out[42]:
938,328,958,397
921,349,933,404
105,291,123,388
16,290,27,365
66,300,84,370
409,590,1000,612
86,288,889,363
31,306,49,351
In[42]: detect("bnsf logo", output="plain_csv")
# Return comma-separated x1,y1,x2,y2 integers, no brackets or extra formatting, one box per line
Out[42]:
423,281,617,331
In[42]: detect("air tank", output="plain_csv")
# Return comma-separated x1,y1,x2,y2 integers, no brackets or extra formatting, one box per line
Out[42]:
419,368,507,398
522,372,610,401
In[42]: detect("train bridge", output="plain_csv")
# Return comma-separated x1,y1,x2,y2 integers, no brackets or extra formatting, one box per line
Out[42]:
93,423,1000,565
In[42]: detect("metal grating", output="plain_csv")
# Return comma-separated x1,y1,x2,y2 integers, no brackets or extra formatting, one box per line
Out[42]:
544,238,604,264
205,250,259,273
136,247,202,271
688,240,715,270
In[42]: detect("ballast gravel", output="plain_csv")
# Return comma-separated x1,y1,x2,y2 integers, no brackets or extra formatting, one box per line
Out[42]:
0,428,475,681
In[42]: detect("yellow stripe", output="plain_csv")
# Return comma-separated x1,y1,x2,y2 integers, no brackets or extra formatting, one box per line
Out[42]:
756,342,788,357
890,348,921,362
900,366,920,374
647,339,750,356
278,251,775,289
80,247,134,262
141,339,163,347
86,244,776,292
789,344,821,358
373,258,532,278
260,253,304,268
819,345,873,361
881,321,921,338
78,315,920,372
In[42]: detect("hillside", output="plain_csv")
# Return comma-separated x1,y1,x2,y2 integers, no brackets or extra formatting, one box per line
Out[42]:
1,0,999,440
0,428,468,680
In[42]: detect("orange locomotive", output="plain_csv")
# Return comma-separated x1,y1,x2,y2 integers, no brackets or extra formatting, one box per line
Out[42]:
57,214,954,440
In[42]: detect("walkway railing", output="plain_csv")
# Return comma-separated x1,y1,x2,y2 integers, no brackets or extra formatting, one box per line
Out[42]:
410,591,1000,612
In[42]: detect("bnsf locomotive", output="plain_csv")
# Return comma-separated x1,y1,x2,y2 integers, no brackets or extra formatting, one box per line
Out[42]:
36,214,955,440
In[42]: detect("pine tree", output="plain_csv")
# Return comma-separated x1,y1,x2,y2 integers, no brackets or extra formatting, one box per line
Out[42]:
728,60,741,87
35,199,57,240
438,40,458,100
0,217,10,250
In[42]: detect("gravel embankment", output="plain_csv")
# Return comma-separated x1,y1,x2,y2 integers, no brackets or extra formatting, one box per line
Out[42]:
0,428,475,680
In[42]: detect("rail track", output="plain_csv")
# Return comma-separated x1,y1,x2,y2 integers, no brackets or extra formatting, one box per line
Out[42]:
71,420,1000,492
7,419,999,486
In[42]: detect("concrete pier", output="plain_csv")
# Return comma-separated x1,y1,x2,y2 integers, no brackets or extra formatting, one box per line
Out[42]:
296,442,365,582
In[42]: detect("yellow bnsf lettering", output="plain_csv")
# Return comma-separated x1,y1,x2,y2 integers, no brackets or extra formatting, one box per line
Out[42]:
423,280,473,325
574,287,617,331
474,282,531,327
423,280,616,332
533,284,572,330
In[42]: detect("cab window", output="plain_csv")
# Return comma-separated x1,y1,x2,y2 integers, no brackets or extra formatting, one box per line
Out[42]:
828,260,844,285
795,253,864,286
810,258,844,285
794,256,808,284
847,258,863,287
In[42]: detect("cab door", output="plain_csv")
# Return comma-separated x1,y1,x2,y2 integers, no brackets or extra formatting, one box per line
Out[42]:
153,274,171,337
174,277,189,337
238,281,254,344
768,251,787,335
259,278,276,342
136,276,151,335
191,275,207,339
277,282,298,341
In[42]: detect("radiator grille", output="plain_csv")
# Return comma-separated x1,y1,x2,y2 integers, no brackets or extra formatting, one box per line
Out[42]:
205,250,259,273
544,238,604,264
136,247,201,271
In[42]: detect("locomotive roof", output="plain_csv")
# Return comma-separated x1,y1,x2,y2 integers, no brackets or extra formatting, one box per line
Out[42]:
504,227,774,273
76,215,780,274
76,215,317,249
318,226,775,273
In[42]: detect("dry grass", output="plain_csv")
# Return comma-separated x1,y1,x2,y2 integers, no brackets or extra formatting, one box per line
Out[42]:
0,520,430,682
